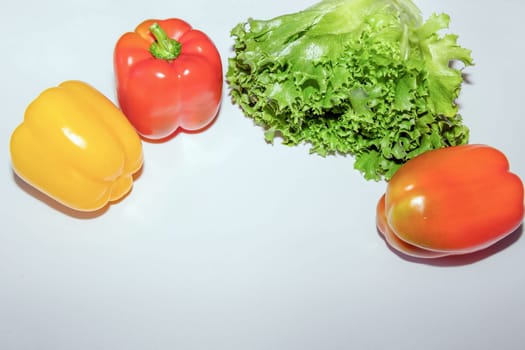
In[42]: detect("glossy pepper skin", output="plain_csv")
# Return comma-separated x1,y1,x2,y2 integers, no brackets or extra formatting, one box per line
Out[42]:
114,18,223,140
10,80,144,212
376,144,524,258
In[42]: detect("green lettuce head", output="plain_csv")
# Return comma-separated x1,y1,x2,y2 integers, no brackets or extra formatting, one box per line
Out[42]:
227,0,473,180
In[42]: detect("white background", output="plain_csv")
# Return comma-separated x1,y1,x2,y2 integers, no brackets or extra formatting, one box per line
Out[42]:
1,0,524,349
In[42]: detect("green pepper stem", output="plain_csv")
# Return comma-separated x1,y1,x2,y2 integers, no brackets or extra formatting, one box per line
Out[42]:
149,23,182,60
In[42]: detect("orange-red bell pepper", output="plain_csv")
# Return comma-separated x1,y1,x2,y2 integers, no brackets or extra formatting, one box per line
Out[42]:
376,144,524,258
114,18,223,140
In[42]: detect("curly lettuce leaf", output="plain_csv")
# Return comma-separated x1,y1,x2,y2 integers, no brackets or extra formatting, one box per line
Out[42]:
227,0,473,180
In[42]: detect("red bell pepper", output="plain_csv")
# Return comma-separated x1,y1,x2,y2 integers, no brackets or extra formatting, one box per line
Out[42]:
376,144,524,258
114,18,223,140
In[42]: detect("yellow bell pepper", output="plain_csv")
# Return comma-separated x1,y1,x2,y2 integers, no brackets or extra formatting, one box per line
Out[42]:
10,80,143,212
